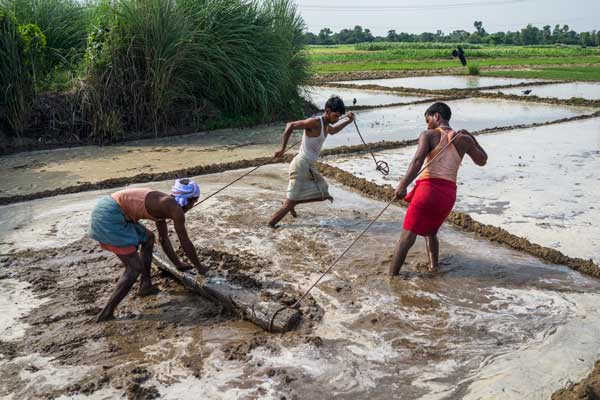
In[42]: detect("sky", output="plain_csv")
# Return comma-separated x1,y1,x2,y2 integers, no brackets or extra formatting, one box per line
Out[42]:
295,0,600,35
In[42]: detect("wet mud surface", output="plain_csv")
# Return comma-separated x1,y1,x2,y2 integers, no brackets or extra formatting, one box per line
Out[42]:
315,162,600,280
330,117,600,264
2,165,600,398
0,237,321,399
325,81,600,108
553,361,600,400
1,109,597,208
331,75,550,91
484,81,600,101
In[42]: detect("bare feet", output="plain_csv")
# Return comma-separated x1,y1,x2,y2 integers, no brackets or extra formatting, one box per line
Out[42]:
138,284,160,296
96,310,115,322
176,263,194,272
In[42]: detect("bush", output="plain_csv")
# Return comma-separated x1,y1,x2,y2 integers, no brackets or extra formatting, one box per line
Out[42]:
0,4,32,136
82,0,309,142
468,63,480,75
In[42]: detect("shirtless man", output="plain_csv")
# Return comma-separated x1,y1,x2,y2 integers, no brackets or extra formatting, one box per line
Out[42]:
89,178,206,321
269,96,354,227
390,102,488,275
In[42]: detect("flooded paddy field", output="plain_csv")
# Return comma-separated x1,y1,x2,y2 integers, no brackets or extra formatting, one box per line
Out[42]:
483,81,600,100
330,117,600,264
2,165,600,399
331,75,546,90
1,97,593,198
323,97,594,148
302,86,431,107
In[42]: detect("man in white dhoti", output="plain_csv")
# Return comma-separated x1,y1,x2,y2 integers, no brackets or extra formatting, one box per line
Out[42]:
268,96,354,228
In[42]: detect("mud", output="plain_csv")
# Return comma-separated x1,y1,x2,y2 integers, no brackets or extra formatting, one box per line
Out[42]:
2,110,598,208
314,162,600,280
323,81,600,108
330,76,552,91
0,236,322,398
552,360,600,399
3,165,600,397
312,63,600,83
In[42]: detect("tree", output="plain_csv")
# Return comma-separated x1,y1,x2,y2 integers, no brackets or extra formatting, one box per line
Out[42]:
542,25,552,44
318,27,333,45
387,29,398,42
521,24,540,45
474,21,487,36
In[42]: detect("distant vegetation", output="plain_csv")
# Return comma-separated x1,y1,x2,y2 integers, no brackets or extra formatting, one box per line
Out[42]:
0,0,308,147
304,21,600,47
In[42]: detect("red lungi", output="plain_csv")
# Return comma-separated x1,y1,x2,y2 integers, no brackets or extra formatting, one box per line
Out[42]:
403,178,457,236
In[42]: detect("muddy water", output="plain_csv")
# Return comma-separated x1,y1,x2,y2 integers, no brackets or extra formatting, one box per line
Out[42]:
323,98,593,148
330,117,600,264
302,86,430,107
332,75,545,90
1,98,592,198
2,165,600,399
484,81,600,100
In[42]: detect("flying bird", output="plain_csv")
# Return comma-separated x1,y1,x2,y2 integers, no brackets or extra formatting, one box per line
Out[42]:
522,89,533,95
452,46,467,66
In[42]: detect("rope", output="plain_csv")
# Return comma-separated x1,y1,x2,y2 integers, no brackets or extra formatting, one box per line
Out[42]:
191,138,301,209
267,127,461,332
350,118,389,176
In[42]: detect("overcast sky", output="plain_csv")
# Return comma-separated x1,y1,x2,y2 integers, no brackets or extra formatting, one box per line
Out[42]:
296,0,600,35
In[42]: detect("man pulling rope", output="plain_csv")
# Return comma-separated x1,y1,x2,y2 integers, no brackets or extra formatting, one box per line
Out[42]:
390,102,488,275
268,96,355,228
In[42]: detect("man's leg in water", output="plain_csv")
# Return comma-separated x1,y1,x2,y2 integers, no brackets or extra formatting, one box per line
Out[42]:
389,229,417,276
139,232,159,295
269,197,331,227
97,252,143,322
425,234,439,272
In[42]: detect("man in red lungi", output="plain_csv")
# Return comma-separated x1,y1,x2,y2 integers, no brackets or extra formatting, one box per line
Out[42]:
390,102,488,275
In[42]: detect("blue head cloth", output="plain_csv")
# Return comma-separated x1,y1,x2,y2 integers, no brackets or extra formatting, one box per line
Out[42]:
171,178,200,207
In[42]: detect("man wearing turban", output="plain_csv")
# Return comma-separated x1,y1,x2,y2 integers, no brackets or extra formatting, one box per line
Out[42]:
88,178,205,321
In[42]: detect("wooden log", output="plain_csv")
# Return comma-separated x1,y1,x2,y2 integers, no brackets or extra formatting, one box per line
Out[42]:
152,250,302,333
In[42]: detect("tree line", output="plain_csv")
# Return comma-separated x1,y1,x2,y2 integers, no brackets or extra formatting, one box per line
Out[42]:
304,21,600,46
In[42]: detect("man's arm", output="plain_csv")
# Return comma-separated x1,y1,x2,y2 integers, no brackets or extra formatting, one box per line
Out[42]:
171,209,204,274
156,220,189,270
394,131,431,200
274,118,320,158
459,130,487,166
326,112,354,135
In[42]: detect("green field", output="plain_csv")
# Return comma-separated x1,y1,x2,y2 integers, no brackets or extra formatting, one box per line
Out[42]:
309,43,600,81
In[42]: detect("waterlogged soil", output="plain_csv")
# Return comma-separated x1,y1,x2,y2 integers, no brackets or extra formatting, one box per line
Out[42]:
484,81,600,100
1,95,595,199
332,75,546,90
2,165,600,398
301,86,431,107
330,117,600,264
323,97,594,148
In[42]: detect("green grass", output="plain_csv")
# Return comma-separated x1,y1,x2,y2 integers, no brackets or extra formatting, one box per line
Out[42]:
309,46,600,64
483,66,600,81
313,56,600,73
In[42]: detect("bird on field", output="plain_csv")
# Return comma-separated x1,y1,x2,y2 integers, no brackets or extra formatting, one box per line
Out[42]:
522,89,533,95
353,98,357,105
452,46,467,66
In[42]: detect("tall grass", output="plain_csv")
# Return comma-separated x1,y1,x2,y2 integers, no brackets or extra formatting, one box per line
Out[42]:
9,0,90,88
0,4,32,137
83,0,309,142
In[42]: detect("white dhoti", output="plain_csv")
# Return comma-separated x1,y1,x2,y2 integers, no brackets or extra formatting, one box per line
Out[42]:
286,154,331,201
